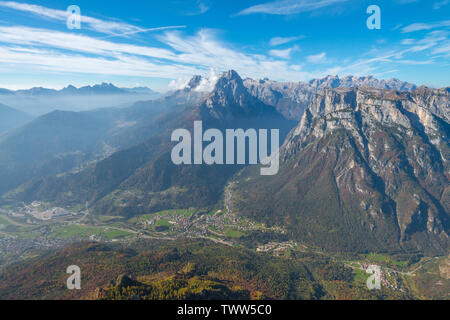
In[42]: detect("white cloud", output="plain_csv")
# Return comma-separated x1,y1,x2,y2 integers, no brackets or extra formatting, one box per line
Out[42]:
0,46,198,78
196,1,211,15
236,0,348,16
330,32,448,77
0,26,178,60
433,0,449,10
158,29,312,80
433,43,450,54
307,52,327,63
269,36,305,46
269,46,299,59
400,30,449,54
0,24,314,82
0,1,185,36
401,20,450,33
0,2,447,89
0,22,444,88
401,39,415,45
184,0,211,15
169,69,221,92
194,69,221,92
168,77,191,91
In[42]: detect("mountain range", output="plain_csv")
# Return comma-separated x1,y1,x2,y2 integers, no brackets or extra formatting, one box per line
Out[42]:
244,75,417,121
0,70,447,255
1,70,294,215
0,83,159,96
0,83,162,116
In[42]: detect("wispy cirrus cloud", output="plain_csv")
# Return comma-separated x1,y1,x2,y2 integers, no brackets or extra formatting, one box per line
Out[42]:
433,0,449,10
307,52,327,63
0,46,198,78
185,0,211,15
0,1,185,37
269,45,299,59
158,29,310,80
400,30,450,58
0,24,313,81
269,35,305,46
405,31,449,53
0,23,446,86
236,0,349,16
401,20,450,33
0,26,178,60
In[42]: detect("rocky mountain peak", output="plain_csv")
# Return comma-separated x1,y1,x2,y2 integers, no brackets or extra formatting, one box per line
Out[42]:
212,70,246,94
205,70,257,111
197,70,288,121
186,75,203,90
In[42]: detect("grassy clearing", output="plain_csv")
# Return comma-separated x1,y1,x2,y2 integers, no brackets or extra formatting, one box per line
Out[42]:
224,228,244,238
364,253,408,268
49,225,132,240
50,225,103,238
353,268,368,286
365,253,390,263
154,219,171,228
102,229,133,240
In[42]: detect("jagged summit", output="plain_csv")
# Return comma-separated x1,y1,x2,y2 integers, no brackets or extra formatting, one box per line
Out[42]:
220,69,242,81
307,75,417,91
187,75,203,89
206,70,249,107
201,70,280,119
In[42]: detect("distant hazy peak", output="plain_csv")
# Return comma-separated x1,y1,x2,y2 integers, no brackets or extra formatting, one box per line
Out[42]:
242,74,417,92
0,83,159,96
308,74,417,91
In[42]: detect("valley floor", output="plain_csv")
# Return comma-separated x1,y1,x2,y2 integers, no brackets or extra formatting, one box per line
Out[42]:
0,198,448,300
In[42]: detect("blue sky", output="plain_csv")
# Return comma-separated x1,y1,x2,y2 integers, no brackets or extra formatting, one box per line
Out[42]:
0,0,448,91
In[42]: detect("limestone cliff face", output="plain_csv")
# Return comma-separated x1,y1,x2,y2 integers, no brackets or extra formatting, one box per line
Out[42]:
235,85,449,253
